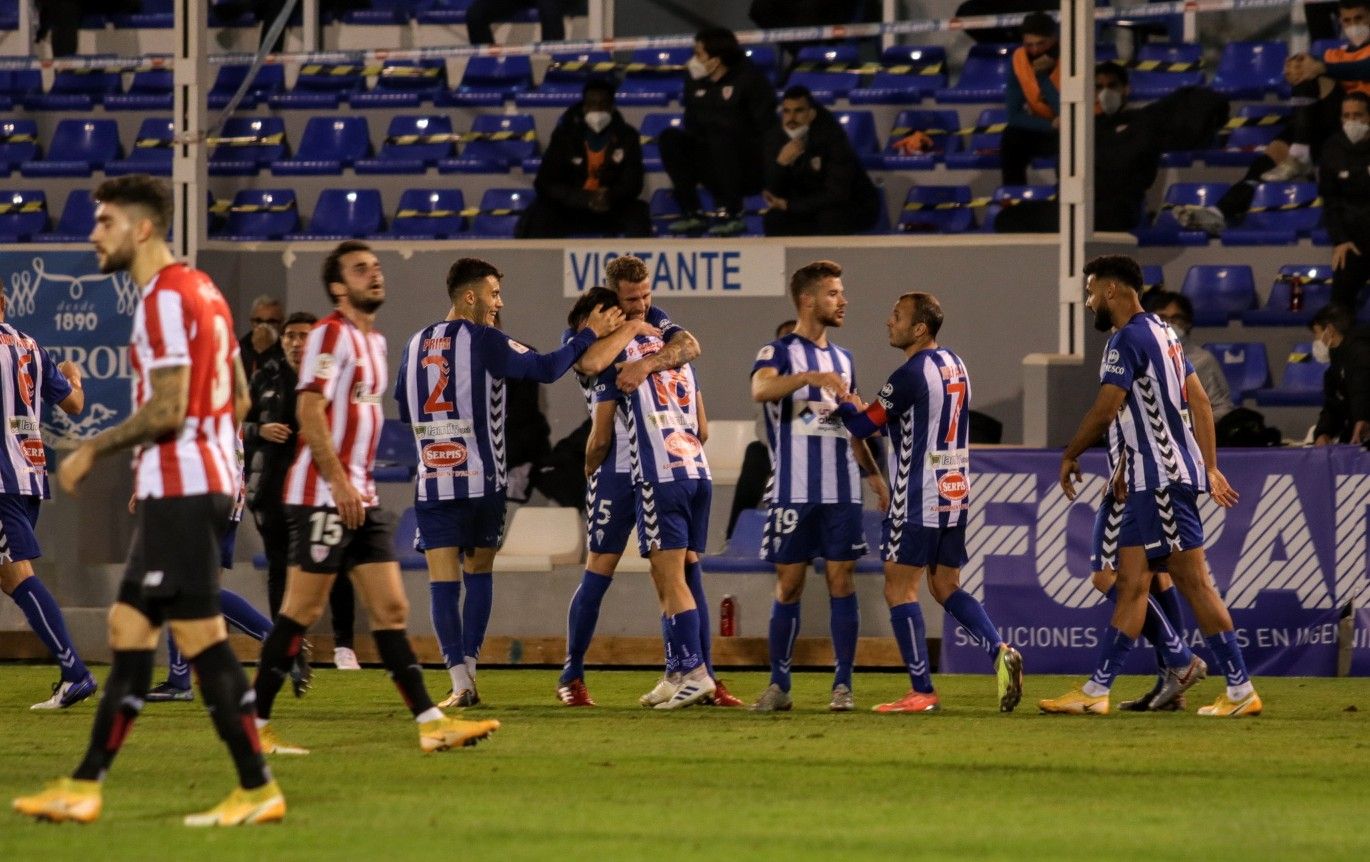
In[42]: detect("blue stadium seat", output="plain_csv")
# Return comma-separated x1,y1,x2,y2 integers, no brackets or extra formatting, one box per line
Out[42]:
35,190,96,242
899,184,975,234
104,68,172,111
944,107,1005,169
850,45,948,104
105,118,174,177
389,188,466,239
833,110,881,169
219,188,299,240
1221,182,1321,246
374,417,419,482
355,115,454,174
417,0,473,25
0,70,42,111
787,44,862,102
1181,265,1257,326
1241,265,1334,326
1202,105,1289,167
351,59,448,108
639,113,682,172
209,116,287,176
208,63,285,110
344,0,420,24
516,51,611,108
699,509,766,573
209,0,260,25
937,43,1014,103
113,0,172,27
445,55,532,107
743,44,780,84
1203,342,1270,398
272,116,372,175
469,188,533,238
881,109,962,170
1141,264,1165,293
619,47,691,107
0,190,48,240
289,188,384,239
21,119,121,177
269,62,364,109
1254,344,1328,407
865,185,891,235
24,63,123,111
649,187,715,234
1137,181,1229,246
0,118,39,174
1129,43,1204,100
1212,41,1289,99
0,0,17,29
438,114,537,173
980,184,1055,232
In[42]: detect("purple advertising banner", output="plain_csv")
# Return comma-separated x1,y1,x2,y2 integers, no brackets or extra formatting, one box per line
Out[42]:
1353,608,1370,677
939,447,1369,678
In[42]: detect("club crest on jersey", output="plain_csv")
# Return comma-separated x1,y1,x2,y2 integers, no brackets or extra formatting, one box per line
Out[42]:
422,441,468,469
314,353,337,380
310,544,330,564
1106,349,1120,364
664,431,702,458
20,438,46,467
938,471,969,501
508,339,530,354
756,344,775,361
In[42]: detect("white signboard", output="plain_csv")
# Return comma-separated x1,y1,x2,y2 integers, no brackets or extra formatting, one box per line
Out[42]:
563,242,786,298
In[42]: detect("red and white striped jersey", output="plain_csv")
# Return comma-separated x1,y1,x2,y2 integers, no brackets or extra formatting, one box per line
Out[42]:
131,263,240,500
283,310,386,508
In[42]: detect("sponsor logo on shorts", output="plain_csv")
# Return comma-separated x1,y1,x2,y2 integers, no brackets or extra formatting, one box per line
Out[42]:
310,544,330,563
664,431,702,459
20,438,46,467
422,441,468,469
938,471,969,501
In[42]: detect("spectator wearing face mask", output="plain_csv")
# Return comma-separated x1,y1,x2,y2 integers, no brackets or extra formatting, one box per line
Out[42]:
1309,302,1370,445
239,293,284,379
1318,91,1370,310
517,78,651,239
1141,291,1236,423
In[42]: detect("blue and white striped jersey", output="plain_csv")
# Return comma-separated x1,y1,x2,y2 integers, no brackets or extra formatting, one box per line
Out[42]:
751,333,861,505
871,348,972,528
594,333,709,485
396,318,595,501
1099,312,1207,493
0,322,70,498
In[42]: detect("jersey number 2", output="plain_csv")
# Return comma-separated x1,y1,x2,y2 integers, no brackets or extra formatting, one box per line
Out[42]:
422,355,455,414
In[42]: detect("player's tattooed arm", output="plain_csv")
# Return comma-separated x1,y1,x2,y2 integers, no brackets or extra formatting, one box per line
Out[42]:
59,365,188,493
1059,383,1127,500
584,399,617,477
574,317,660,376
616,330,700,393
232,355,250,425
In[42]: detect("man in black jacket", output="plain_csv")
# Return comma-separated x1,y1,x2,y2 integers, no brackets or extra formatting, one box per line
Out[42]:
517,78,651,239
1310,303,1370,446
761,85,881,236
660,27,778,237
1319,91,1370,309
244,311,359,668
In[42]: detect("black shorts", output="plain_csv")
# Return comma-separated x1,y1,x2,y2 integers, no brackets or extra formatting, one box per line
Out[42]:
286,505,397,574
118,494,232,624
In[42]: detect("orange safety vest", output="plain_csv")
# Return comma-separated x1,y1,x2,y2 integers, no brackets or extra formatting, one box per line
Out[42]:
1012,46,1060,119
582,143,606,191
1324,42,1370,97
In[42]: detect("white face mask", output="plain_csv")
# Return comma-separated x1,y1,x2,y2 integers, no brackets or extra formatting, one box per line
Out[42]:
784,124,809,140
1097,88,1124,115
584,110,611,134
1312,338,1332,364
1345,119,1370,144
687,56,710,80
1346,23,1370,47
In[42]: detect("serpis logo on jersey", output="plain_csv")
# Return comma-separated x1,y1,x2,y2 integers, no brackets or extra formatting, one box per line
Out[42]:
938,472,969,501
664,431,702,458
20,438,46,467
422,441,468,469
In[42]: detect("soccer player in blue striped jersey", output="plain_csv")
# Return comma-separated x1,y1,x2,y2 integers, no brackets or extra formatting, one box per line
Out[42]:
837,292,1024,714
395,257,623,708
1041,255,1261,717
0,283,98,711
748,260,889,713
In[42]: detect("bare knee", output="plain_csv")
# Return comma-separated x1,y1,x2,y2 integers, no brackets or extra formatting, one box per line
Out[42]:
107,603,159,651
0,562,32,594
369,595,410,629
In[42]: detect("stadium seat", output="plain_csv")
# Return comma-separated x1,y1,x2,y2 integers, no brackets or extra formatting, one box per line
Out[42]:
516,51,611,108
619,47,690,106
355,115,454,174
469,187,533,238
702,420,756,484
1212,41,1289,99
639,113,682,172
1137,181,1230,246
881,109,961,170
1141,265,1165,294
1202,104,1289,166
351,59,448,108
1128,42,1205,100
1254,344,1328,407
344,0,419,24
899,184,975,234
104,68,172,111
417,0,474,25
865,185,892,235
649,187,715,234
209,116,287,176
743,44,780,83
787,43,862,102
208,63,285,110
1241,265,1334,326
438,114,537,173
272,116,372,175
113,0,172,27
0,190,48,240
1203,341,1270,398
491,507,583,573
0,70,42,111
833,110,881,170
0,118,39,174
1221,182,1321,246
393,507,425,570
1181,265,1257,326
0,0,16,29
937,43,1014,103
699,509,767,573
944,107,1005,169
269,62,364,109
21,119,122,177
218,188,299,240
24,63,123,111
35,189,96,242
105,117,174,177
389,188,466,239
374,417,418,482
980,184,1055,232
288,188,384,239
849,45,948,104
445,55,532,107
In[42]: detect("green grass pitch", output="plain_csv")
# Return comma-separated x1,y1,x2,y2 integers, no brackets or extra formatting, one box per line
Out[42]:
2,666,1368,860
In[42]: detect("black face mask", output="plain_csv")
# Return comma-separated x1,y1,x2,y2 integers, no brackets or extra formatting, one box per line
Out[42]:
1046,44,1060,59
1093,305,1114,332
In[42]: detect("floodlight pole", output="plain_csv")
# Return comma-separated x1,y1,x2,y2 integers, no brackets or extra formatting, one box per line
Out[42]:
172,0,209,266
1057,0,1093,356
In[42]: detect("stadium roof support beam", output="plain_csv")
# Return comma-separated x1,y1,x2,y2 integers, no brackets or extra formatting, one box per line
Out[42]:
173,0,210,265
1057,0,1092,356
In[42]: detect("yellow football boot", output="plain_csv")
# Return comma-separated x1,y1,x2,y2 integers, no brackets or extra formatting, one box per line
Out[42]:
419,716,501,752
258,723,310,755
1038,687,1109,715
12,778,102,824
183,781,286,827
1197,690,1263,717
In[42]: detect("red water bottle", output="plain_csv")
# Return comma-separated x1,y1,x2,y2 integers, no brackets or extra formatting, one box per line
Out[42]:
1289,277,1304,312
719,595,737,637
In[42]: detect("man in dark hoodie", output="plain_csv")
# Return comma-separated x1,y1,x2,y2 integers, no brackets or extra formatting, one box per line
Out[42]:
761,85,881,236
1310,303,1370,446
1319,91,1370,309
660,26,778,237
517,78,651,239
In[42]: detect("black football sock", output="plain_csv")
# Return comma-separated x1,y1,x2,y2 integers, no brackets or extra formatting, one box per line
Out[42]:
252,615,307,721
73,649,153,781
192,640,271,790
373,629,435,718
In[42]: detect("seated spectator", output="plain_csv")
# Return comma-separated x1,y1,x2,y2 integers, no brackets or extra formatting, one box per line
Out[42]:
1318,91,1370,309
467,0,565,45
761,85,881,236
517,79,651,239
1142,290,1236,422
1310,303,1370,445
1001,11,1061,187
660,27,777,237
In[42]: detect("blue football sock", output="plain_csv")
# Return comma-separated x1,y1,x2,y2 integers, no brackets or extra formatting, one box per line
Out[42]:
943,588,1003,660
219,589,271,641
1086,626,1135,693
889,602,934,694
1154,586,1187,639
461,572,493,664
429,581,463,670
669,609,704,673
661,615,679,675
1204,630,1251,688
685,559,713,676
829,594,859,690
9,577,88,683
166,632,191,689
1143,594,1193,670
561,570,612,685
768,600,801,692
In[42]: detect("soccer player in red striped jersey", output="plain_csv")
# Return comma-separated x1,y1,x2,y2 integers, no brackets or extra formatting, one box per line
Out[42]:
13,175,283,826
249,241,499,755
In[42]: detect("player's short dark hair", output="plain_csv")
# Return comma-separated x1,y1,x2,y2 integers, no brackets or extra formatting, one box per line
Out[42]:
1021,11,1056,37
1341,0,1370,14
94,174,173,234
1311,302,1355,334
605,255,648,291
583,77,616,101
446,257,503,303
696,27,743,67
1345,91,1370,110
900,291,944,338
789,260,842,306
321,240,373,304
781,85,816,108
568,286,619,329
1083,255,1143,292
283,311,317,329
1097,61,1128,87
1141,289,1193,323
